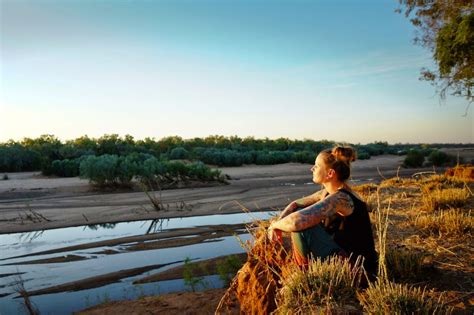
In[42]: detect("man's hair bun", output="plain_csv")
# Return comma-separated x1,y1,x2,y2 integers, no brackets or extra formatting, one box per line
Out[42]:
331,146,357,165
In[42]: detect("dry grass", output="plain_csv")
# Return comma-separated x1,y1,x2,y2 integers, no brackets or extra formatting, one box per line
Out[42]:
385,247,426,282
420,187,470,211
444,165,474,181
417,174,467,191
275,256,364,314
372,188,390,281
413,208,473,237
352,183,378,196
380,177,418,187
358,280,452,315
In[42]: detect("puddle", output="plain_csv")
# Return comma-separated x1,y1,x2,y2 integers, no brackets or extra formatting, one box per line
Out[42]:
0,211,276,314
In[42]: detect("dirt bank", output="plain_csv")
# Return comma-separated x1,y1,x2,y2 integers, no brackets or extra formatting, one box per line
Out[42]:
76,288,240,315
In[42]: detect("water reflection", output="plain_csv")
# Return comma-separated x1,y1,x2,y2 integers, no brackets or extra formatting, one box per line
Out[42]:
18,230,44,243
144,219,169,234
86,223,118,230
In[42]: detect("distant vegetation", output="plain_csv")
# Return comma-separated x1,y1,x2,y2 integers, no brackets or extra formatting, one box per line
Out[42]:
79,154,222,187
0,134,469,176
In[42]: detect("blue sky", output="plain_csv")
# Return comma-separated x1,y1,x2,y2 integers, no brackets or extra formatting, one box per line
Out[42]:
1,0,472,144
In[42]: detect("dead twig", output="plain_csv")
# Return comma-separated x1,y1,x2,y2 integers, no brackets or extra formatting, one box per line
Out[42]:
443,291,474,306
377,166,387,181
14,274,40,315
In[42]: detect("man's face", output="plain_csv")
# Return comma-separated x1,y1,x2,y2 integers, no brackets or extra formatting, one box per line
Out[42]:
311,154,327,184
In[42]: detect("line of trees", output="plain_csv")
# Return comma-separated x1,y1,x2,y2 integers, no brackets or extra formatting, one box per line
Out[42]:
1,134,470,174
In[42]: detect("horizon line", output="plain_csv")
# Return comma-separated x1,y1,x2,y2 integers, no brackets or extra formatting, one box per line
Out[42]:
1,133,472,146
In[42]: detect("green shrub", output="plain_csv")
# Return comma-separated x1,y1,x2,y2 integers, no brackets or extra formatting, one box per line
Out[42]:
138,158,166,185
217,255,243,286
364,143,386,156
183,257,205,292
198,148,246,166
357,150,371,160
403,150,425,168
187,162,221,181
137,158,221,184
166,161,189,178
125,152,155,164
255,151,293,165
59,145,94,160
51,159,80,177
0,146,42,172
79,154,119,186
169,147,189,160
428,150,451,166
116,156,139,185
292,150,314,164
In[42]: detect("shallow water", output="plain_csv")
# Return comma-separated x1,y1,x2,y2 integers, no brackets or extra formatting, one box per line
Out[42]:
0,211,276,315
0,211,275,260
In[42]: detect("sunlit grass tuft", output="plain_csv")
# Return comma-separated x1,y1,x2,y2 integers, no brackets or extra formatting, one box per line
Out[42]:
386,247,426,282
352,183,378,196
275,256,364,314
421,187,470,211
358,280,452,315
413,208,473,237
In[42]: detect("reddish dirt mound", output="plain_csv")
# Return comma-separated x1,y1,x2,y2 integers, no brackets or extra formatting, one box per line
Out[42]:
444,165,474,180
78,288,235,315
235,259,278,313
218,222,291,314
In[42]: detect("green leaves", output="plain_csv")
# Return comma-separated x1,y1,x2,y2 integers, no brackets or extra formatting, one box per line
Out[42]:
398,0,474,101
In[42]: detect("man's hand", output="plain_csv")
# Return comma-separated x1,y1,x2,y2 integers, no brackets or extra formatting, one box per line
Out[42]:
267,224,282,243
278,201,298,220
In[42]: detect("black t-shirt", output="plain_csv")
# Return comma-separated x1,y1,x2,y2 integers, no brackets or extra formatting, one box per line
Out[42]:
325,188,378,277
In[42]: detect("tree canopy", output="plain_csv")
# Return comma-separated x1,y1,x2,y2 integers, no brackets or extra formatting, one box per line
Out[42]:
398,0,473,105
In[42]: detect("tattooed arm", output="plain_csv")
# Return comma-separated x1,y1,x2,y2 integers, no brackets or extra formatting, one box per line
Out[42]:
278,189,327,219
271,191,354,233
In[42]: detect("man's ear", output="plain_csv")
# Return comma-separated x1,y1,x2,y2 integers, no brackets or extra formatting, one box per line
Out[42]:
327,169,335,179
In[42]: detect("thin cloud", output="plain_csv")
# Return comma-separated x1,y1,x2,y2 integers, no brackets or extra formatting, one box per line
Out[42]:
288,52,431,80
323,82,358,89
334,54,431,78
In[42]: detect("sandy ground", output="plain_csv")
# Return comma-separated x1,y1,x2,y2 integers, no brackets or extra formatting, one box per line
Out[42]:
0,153,468,234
